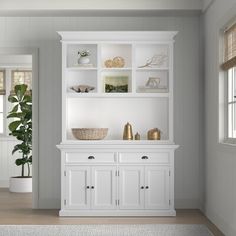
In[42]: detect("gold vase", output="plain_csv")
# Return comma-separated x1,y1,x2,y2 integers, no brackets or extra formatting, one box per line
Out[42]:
147,128,161,140
123,122,133,140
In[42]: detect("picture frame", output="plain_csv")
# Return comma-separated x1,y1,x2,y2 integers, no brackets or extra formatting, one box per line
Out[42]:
104,76,129,93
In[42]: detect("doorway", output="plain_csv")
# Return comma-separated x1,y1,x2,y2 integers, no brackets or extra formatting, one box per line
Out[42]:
0,48,38,208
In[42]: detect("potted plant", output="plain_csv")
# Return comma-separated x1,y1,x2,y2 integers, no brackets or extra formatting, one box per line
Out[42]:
78,49,91,64
7,84,32,192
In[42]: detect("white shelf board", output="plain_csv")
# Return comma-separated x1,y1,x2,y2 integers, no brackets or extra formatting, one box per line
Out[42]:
101,68,132,71
67,67,97,71
66,92,170,98
136,67,169,71
60,139,176,145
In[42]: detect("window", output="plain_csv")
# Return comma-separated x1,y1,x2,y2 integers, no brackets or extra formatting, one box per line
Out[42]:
0,70,6,134
227,67,236,138
222,23,236,141
0,69,32,135
11,70,32,94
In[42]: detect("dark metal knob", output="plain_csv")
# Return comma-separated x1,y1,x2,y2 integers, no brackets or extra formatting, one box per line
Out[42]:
141,156,148,159
86,186,90,189
88,156,95,159
140,186,144,189
145,186,149,189
91,186,94,189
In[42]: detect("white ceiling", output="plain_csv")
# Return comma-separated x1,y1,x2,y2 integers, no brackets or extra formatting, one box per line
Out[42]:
0,0,215,16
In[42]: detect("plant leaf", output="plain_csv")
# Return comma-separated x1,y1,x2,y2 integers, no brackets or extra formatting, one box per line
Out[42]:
11,104,19,113
23,95,32,103
9,121,21,132
8,95,18,103
15,84,27,101
15,158,26,166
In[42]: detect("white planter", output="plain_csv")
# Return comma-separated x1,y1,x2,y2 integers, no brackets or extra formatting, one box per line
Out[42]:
78,56,90,64
9,177,32,193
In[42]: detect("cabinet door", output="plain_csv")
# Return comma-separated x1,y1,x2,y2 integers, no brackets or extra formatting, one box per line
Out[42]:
145,166,170,210
119,166,144,209
65,166,91,209
91,166,117,210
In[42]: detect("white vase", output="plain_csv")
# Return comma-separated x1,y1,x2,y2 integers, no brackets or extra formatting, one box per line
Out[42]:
9,177,32,193
78,56,90,64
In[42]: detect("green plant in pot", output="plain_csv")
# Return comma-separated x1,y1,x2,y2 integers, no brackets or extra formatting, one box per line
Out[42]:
7,84,32,192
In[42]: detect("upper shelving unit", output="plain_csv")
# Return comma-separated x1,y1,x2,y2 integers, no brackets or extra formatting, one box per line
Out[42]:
58,31,177,143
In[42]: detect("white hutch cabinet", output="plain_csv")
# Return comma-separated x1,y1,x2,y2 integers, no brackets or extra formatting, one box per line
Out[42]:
57,31,179,216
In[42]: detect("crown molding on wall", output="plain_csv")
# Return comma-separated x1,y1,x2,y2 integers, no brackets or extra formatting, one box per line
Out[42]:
0,9,201,17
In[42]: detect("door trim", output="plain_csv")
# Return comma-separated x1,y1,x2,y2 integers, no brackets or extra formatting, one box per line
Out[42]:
0,47,39,209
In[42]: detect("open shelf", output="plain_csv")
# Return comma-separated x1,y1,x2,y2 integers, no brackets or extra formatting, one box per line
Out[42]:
67,92,170,98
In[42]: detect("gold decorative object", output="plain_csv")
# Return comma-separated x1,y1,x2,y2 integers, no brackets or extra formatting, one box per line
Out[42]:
147,128,161,140
72,128,108,140
123,122,133,140
135,132,140,140
112,56,125,68
104,56,125,68
104,59,113,68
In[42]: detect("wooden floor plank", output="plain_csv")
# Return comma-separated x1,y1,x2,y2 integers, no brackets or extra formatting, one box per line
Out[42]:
0,188,224,236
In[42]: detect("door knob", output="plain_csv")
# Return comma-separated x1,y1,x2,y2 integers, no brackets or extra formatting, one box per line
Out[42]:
86,186,90,189
145,186,149,189
88,156,95,159
141,156,148,159
140,186,144,189
91,186,94,189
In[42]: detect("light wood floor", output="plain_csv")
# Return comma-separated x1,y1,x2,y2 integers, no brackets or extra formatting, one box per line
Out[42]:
0,188,224,236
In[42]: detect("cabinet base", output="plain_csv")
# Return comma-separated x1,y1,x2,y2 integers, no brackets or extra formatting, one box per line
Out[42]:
59,209,176,217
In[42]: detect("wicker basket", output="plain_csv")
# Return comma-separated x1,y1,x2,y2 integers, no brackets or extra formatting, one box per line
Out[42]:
72,128,108,140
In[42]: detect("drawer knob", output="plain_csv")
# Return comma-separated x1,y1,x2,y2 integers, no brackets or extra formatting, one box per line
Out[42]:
140,186,144,189
91,186,94,189
88,156,95,159
145,186,149,189
141,156,148,159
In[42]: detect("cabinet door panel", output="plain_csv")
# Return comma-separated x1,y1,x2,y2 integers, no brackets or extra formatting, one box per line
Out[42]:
119,166,144,209
65,166,90,209
91,166,117,209
145,166,170,210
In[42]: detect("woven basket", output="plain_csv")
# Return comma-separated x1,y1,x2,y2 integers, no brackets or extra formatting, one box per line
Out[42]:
72,128,108,140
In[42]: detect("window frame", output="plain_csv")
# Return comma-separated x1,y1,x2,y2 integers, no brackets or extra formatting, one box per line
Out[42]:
225,67,236,144
0,69,6,136
220,21,236,145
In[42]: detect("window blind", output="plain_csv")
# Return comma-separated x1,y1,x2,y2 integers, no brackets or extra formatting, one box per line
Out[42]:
11,70,32,94
222,23,236,71
0,70,5,95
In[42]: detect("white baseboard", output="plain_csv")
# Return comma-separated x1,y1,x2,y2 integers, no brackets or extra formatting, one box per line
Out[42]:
205,207,236,236
38,198,60,209
175,198,201,209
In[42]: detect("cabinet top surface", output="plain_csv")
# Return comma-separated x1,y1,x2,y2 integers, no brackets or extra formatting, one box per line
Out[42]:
57,140,179,150
58,31,178,42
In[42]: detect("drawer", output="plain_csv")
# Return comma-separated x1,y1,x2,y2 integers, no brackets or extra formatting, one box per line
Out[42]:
65,152,116,163
119,152,170,164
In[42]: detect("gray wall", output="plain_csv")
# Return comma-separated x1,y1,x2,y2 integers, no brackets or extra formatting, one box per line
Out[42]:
0,16,203,209
203,1,236,235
